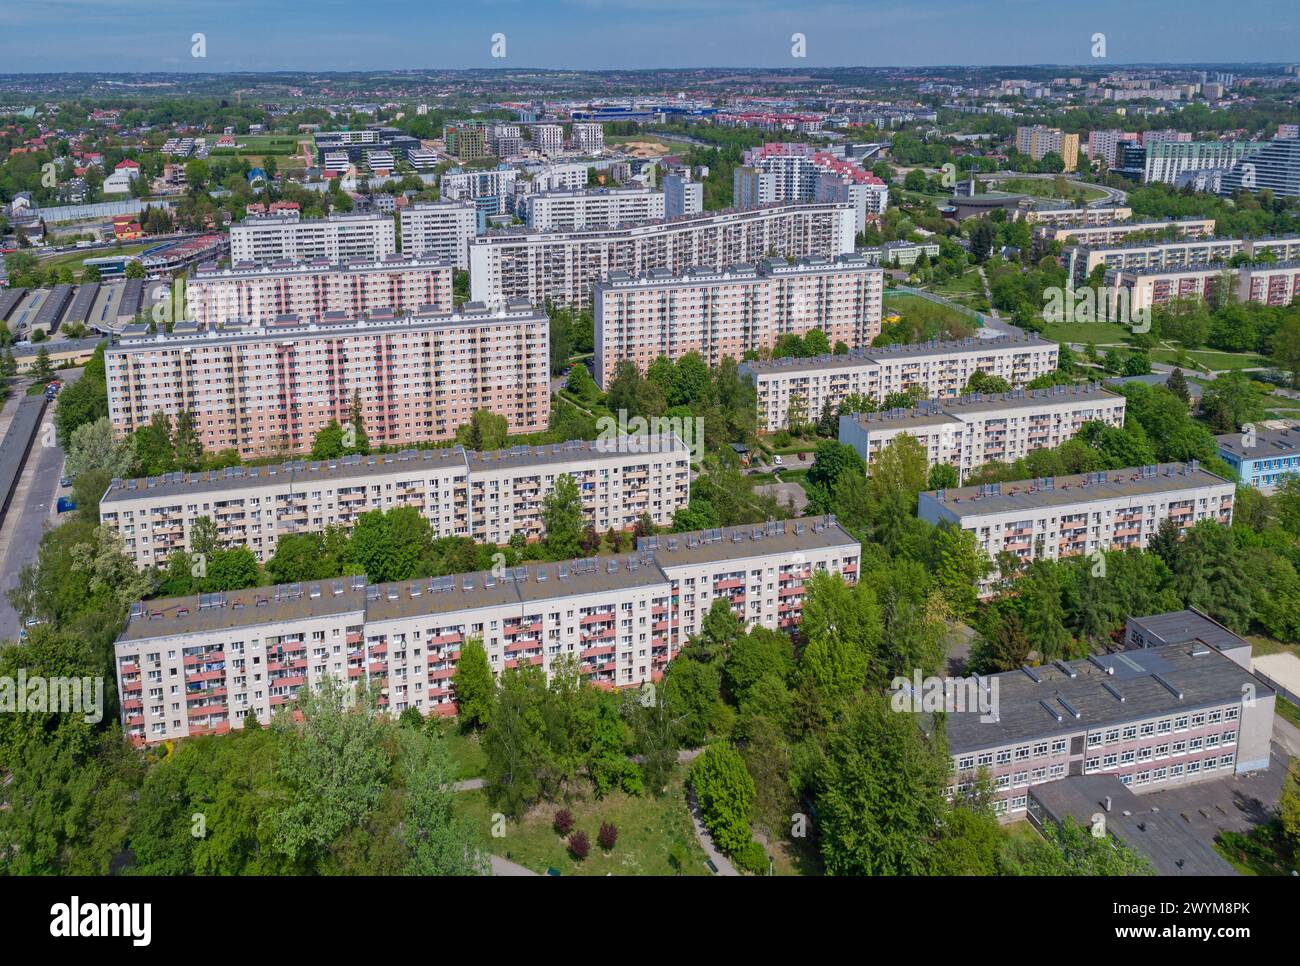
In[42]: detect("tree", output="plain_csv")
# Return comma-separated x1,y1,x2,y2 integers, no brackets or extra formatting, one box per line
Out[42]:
970,219,995,263
397,727,487,875
1166,367,1192,406
30,346,54,383
662,656,724,748
816,693,949,876
927,463,959,490
481,663,549,817
66,417,132,479
541,473,585,560
347,506,433,583
453,637,494,731
1200,371,1264,434
456,409,508,452
928,521,988,621
1273,315,1300,387
124,260,146,280
1007,817,1154,876
690,743,755,856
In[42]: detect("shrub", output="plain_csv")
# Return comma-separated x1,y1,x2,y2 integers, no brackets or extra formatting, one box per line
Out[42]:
597,821,618,850
733,838,769,875
553,809,573,836
569,830,590,861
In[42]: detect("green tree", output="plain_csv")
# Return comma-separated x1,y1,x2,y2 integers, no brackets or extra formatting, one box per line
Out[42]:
452,636,494,732
689,743,755,856
541,473,585,560
456,409,509,452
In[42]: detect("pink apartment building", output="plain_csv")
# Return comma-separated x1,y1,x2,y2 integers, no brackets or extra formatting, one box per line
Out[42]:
187,255,455,327
592,254,882,387
105,300,549,459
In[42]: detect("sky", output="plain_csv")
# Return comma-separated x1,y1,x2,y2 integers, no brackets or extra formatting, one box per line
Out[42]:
0,0,1297,74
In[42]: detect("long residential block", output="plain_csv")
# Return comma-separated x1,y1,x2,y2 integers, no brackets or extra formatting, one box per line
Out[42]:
945,611,1274,820
839,383,1125,483
592,254,883,387
917,461,1235,593
1067,234,1300,282
105,302,550,458
398,201,478,270
1033,217,1215,255
113,517,861,744
229,212,397,264
186,255,454,327
524,187,665,232
741,332,1059,434
100,435,693,569
468,202,857,308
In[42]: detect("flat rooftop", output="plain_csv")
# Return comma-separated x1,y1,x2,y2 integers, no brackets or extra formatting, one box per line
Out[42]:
848,383,1119,432
116,517,857,642
742,332,1055,375
1128,609,1250,655
102,435,689,505
922,462,1231,517
1216,425,1300,460
946,640,1273,754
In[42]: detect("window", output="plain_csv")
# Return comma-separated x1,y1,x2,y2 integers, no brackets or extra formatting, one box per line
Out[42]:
1104,729,1120,745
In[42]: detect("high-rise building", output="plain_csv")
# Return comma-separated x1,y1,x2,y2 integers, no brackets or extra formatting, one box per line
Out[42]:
1014,126,1080,171
439,165,519,217
662,173,703,218
523,188,665,231
399,201,478,270
530,123,564,156
1143,140,1259,185
731,144,888,231
229,212,397,265
469,202,857,308
1220,137,1300,198
105,302,550,458
187,255,454,327
571,122,605,154
444,123,490,161
593,254,883,387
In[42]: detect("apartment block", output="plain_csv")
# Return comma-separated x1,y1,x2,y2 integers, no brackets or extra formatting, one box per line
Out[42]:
440,165,518,216
444,124,490,161
741,332,1059,434
1033,217,1215,256
839,383,1125,483
663,173,703,218
945,612,1274,820
186,255,454,327
917,461,1235,591
1217,424,1300,492
732,144,887,232
229,212,397,265
593,254,883,387
1022,205,1132,227
530,124,564,156
571,122,604,154
113,517,861,744
1143,139,1258,185
1236,260,1300,306
523,187,665,232
1065,235,1300,282
1014,126,1080,171
399,201,478,270
469,202,857,308
105,302,549,459
101,435,693,569
1086,130,1140,168
1105,264,1230,311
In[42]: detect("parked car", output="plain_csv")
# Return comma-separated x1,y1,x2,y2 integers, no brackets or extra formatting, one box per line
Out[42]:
773,454,783,467
59,476,73,488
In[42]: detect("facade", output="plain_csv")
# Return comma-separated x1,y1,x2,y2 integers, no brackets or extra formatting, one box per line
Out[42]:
444,124,490,161
1066,235,1300,282
1104,264,1230,311
731,144,887,232
663,173,703,219
839,384,1126,483
1022,205,1132,227
105,302,550,458
1236,260,1300,305
530,124,565,156
1014,126,1080,171
398,201,478,270
440,165,518,216
229,212,397,265
101,435,693,569
945,613,1274,820
523,187,665,232
113,517,861,744
469,202,857,308
187,255,454,327
571,122,604,154
917,461,1235,591
1217,425,1300,492
593,254,883,387
741,332,1059,434
1143,140,1258,186
1032,217,1215,255
1086,130,1140,168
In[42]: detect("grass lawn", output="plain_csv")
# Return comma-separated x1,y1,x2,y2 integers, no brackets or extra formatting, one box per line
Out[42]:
1146,347,1271,372
38,242,153,281
997,178,1108,203
1039,318,1134,346
210,134,304,155
431,719,487,780
454,766,711,876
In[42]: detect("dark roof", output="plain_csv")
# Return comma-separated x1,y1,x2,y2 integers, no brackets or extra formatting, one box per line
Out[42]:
1030,775,1236,875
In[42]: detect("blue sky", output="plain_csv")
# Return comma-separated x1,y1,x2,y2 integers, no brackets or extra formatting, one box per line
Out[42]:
1,0,1296,73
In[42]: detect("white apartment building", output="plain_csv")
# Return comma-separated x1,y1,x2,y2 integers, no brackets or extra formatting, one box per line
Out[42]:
186,255,454,327
741,332,1060,433
593,254,883,387
399,201,478,270
531,124,565,156
1033,217,1216,256
1067,234,1300,282
918,462,1235,594
113,516,861,743
469,202,857,308
100,435,693,569
1144,140,1259,186
229,212,397,265
1023,206,1132,227
839,384,1126,483
529,162,591,193
524,187,665,232
571,122,605,154
731,144,888,232
440,166,518,216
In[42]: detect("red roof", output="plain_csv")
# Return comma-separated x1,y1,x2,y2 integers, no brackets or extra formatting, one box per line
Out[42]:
115,159,140,170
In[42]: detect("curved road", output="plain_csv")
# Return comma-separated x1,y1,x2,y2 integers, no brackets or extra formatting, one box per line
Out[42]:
982,170,1128,207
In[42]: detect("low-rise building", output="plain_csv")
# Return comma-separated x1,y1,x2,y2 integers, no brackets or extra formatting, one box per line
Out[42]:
1217,424,1300,492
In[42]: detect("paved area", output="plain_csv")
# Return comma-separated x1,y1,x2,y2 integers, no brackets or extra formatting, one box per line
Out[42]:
1136,743,1290,840
687,786,739,876
755,480,807,515
1272,714,1300,761
489,854,540,876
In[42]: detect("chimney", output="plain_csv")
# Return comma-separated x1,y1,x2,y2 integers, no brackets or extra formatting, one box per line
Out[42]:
1104,796,1112,812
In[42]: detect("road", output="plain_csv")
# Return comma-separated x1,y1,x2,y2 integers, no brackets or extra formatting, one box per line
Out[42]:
982,170,1129,208
0,370,83,643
